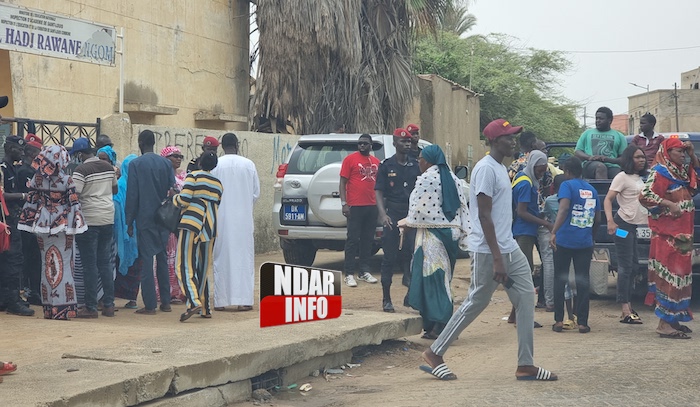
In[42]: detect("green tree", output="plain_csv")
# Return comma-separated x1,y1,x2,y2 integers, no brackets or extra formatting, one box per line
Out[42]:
414,31,581,142
439,2,477,37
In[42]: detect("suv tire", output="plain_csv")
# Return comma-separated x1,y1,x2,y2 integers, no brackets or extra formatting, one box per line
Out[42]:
281,240,317,267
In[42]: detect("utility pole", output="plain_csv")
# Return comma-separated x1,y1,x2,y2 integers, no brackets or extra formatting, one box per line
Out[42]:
582,106,591,128
674,82,680,132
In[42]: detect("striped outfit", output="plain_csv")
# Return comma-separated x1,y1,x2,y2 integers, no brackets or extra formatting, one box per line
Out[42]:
173,170,223,314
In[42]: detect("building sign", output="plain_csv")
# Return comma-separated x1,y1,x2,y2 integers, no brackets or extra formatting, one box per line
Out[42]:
0,3,116,66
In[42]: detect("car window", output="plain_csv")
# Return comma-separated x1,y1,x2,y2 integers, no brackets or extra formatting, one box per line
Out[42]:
288,142,385,174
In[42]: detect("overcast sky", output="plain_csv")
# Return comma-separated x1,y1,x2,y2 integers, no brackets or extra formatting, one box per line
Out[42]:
468,0,700,126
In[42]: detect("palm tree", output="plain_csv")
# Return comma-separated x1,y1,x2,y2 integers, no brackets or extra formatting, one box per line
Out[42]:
253,0,448,134
440,2,476,37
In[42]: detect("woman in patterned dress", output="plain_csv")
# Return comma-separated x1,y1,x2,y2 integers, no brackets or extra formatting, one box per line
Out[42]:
18,145,87,320
400,145,470,339
160,146,187,303
639,138,699,339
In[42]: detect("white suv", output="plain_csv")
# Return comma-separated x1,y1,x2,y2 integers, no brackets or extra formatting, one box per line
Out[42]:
272,134,468,266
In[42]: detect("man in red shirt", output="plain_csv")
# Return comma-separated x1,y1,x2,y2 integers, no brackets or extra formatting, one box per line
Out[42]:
631,113,663,165
339,134,380,287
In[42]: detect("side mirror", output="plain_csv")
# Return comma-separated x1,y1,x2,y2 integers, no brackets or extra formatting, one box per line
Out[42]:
371,141,383,151
454,165,468,180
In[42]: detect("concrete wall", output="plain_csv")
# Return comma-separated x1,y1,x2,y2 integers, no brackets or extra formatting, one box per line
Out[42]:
121,123,298,254
4,0,249,131
629,89,700,133
405,74,483,172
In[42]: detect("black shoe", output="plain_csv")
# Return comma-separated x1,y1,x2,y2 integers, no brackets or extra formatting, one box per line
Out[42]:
6,302,35,316
383,301,395,313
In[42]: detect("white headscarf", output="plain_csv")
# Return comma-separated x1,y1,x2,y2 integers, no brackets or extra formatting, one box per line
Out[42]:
524,150,547,189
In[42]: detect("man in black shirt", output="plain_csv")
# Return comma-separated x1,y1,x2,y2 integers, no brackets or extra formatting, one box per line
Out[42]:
187,136,219,172
375,128,421,312
0,136,34,316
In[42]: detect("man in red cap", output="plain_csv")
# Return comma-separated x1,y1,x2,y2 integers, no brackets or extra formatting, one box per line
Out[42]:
375,128,420,312
420,119,558,382
187,136,220,173
406,124,421,160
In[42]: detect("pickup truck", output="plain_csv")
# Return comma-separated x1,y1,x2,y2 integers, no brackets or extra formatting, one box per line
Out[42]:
548,133,700,292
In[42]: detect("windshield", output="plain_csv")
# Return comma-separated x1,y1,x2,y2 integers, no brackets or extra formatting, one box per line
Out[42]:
287,142,384,174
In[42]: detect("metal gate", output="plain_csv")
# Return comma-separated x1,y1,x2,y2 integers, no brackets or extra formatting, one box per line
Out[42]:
1,116,101,147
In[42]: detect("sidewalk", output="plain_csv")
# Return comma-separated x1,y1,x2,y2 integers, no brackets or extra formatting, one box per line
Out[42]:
0,307,421,406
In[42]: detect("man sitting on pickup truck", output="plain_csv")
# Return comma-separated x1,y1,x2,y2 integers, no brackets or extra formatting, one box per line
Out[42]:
574,106,627,180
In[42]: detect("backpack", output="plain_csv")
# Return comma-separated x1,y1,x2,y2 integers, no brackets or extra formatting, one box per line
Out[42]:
511,174,532,221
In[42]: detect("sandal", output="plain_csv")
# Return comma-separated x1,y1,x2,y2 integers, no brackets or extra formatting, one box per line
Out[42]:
516,367,558,381
659,331,691,339
421,332,439,340
180,306,201,322
671,323,693,334
124,301,138,309
0,362,17,376
620,314,643,324
419,363,457,380
134,308,156,315
233,305,253,312
200,313,212,319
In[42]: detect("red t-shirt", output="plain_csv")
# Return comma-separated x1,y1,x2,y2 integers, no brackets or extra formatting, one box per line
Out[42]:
340,151,380,206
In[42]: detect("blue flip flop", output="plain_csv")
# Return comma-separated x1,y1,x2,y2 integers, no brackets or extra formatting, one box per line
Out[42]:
516,367,557,381
419,363,457,380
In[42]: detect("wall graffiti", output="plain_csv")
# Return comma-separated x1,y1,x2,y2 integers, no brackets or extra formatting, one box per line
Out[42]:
271,134,292,174
132,126,297,175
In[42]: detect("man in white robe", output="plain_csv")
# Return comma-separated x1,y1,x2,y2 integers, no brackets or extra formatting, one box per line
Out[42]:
212,133,260,310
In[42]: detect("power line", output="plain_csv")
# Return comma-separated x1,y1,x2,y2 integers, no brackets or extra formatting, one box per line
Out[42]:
514,44,700,55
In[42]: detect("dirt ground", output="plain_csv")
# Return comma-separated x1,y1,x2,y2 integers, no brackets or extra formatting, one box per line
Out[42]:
228,250,700,407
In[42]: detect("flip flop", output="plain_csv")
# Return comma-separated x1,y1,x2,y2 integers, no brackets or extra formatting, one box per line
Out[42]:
672,324,693,334
659,331,691,339
419,363,457,380
180,306,202,322
620,314,643,324
234,306,253,312
0,362,17,376
516,367,557,381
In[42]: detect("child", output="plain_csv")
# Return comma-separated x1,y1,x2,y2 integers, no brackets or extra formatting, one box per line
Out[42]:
543,175,576,328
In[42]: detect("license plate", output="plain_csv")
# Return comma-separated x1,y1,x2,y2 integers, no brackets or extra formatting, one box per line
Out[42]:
636,227,651,239
283,204,306,222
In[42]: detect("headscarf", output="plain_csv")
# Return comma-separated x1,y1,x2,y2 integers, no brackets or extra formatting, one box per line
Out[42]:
523,150,548,190
114,154,138,275
652,138,698,190
18,145,87,235
29,145,71,191
160,145,181,158
421,145,459,221
97,145,117,165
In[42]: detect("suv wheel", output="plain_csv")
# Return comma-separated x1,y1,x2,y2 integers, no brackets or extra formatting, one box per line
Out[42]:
281,240,317,267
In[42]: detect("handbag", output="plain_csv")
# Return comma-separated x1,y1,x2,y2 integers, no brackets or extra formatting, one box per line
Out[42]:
155,197,181,233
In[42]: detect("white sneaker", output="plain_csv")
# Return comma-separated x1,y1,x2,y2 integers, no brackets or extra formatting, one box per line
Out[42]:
357,272,378,284
344,275,358,287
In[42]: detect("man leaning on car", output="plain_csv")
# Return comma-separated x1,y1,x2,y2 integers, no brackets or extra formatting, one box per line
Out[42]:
339,134,380,287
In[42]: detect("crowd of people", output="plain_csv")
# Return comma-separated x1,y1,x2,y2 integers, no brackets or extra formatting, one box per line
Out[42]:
339,107,697,382
0,117,261,331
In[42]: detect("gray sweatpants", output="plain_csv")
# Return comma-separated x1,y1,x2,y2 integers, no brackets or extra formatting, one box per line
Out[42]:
430,248,535,367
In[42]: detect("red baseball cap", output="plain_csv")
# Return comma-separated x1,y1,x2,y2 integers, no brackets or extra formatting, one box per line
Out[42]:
483,119,522,141
25,133,42,149
406,124,419,133
393,128,411,139
203,136,219,147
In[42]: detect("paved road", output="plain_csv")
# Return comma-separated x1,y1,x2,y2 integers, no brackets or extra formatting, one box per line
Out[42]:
232,250,700,407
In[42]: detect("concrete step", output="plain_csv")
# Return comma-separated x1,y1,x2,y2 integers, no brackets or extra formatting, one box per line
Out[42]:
11,310,421,407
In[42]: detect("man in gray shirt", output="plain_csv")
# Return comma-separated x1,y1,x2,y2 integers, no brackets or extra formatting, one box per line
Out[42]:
419,119,558,382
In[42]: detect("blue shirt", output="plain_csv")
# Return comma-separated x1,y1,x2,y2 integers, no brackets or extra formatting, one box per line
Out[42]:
512,172,540,238
555,178,599,249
